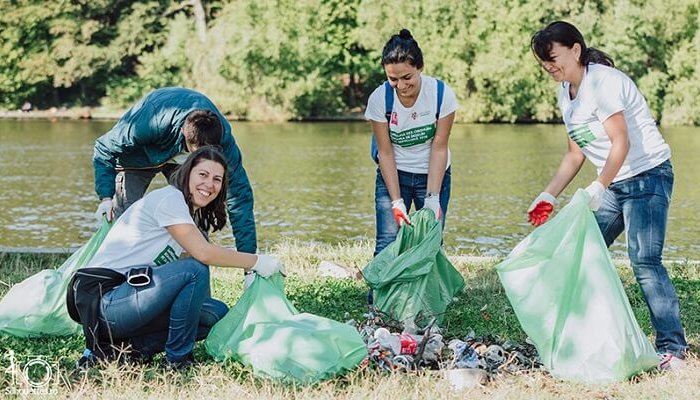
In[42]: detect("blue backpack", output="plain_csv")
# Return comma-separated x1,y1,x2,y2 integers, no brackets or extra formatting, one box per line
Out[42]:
370,79,445,163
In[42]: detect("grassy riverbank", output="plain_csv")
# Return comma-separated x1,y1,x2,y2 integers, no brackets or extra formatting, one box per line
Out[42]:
1,242,698,399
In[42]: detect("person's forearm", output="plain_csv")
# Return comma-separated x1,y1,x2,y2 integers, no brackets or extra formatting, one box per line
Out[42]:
545,151,586,197
597,141,628,187
195,243,257,269
426,145,448,193
598,114,630,187
378,152,401,201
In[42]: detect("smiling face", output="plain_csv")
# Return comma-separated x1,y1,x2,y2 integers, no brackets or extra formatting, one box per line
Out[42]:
384,62,423,101
188,159,225,210
538,42,583,83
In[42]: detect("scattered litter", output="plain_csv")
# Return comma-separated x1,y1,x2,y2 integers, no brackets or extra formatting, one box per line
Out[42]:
443,368,489,390
317,261,361,279
351,305,542,384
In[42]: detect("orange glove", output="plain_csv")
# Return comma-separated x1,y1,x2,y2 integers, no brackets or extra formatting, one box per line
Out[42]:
391,199,411,226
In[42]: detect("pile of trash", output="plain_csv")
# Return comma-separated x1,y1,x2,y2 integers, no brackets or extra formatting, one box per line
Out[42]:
348,307,542,380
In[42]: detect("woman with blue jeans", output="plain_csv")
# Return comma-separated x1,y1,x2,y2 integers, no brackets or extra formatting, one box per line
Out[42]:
527,21,687,369
365,29,458,256
77,146,285,368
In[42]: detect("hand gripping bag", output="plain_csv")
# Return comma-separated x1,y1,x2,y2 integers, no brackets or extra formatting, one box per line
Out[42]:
363,209,465,327
0,218,111,336
496,190,657,383
205,273,367,384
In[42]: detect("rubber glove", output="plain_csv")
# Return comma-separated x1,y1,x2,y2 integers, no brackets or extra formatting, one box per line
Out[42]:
423,194,442,220
95,198,114,223
584,181,606,211
391,198,411,226
243,271,255,290
251,254,286,278
527,192,557,226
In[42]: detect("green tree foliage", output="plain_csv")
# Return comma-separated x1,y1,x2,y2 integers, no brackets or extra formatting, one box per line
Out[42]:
0,0,699,125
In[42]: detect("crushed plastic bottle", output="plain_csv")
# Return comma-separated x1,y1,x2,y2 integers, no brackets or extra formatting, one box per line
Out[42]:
421,333,444,363
448,339,479,368
374,328,422,355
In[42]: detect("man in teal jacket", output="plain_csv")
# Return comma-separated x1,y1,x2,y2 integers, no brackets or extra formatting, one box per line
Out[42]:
93,87,256,253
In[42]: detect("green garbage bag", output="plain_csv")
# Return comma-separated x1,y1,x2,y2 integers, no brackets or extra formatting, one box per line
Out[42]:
496,190,657,383
205,273,367,384
0,218,111,337
363,209,465,327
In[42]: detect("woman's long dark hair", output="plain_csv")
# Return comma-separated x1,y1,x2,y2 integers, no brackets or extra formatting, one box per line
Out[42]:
169,146,228,233
531,21,614,68
381,28,424,68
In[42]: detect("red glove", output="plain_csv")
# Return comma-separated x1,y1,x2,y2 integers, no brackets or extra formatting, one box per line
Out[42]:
391,199,411,226
527,192,556,226
528,201,554,226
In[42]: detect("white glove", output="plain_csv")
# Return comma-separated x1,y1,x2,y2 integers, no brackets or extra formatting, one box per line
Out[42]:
95,198,114,223
423,194,442,220
251,254,286,278
243,272,255,290
584,181,606,211
391,198,411,226
527,192,557,213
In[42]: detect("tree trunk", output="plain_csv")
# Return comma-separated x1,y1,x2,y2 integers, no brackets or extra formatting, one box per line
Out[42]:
191,0,207,43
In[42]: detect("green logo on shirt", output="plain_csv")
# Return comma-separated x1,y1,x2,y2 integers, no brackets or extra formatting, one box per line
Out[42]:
154,245,178,266
568,126,596,148
390,124,436,147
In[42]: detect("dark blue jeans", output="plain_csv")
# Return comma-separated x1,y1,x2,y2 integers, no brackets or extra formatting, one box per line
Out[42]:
374,167,451,256
595,160,687,357
99,258,228,362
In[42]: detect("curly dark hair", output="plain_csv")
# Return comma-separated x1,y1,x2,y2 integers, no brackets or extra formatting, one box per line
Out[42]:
169,146,228,233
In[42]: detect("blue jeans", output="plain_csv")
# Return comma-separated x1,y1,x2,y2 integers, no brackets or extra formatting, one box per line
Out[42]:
99,258,229,362
374,167,451,256
594,159,687,357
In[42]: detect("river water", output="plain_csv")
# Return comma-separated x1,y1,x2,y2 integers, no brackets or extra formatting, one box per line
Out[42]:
1,120,698,260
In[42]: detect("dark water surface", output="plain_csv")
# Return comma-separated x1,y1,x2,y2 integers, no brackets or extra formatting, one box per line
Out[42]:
1,120,698,260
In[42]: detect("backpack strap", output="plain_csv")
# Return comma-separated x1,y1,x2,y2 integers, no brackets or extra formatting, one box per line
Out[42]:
435,79,444,121
383,81,394,123
370,81,394,163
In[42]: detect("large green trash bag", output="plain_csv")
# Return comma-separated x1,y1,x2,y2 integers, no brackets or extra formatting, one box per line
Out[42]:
0,218,111,337
205,273,367,384
363,209,465,327
496,190,657,383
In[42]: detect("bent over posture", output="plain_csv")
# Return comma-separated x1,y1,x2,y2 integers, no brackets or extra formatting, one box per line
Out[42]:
93,87,256,253
528,21,687,369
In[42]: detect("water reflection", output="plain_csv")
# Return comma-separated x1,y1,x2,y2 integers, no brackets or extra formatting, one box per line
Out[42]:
1,120,699,261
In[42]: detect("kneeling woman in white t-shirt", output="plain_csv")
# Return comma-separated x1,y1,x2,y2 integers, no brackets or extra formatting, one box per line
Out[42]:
71,146,284,369
365,29,458,256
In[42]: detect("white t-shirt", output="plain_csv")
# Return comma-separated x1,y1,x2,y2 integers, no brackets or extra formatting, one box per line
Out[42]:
88,186,196,274
365,75,458,174
559,64,671,182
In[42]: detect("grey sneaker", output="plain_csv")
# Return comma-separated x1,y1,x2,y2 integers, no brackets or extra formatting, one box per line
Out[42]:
658,353,686,371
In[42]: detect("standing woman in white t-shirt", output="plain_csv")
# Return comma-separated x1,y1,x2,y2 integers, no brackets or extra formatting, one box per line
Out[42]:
72,146,284,369
365,29,458,256
528,21,687,368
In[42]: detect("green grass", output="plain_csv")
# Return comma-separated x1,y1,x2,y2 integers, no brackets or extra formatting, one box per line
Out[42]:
0,242,699,399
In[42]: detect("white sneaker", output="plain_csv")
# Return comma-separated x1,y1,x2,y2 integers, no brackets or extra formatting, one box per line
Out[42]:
658,353,686,371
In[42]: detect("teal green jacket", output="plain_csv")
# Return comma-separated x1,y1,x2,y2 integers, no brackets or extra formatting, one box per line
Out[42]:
93,87,256,253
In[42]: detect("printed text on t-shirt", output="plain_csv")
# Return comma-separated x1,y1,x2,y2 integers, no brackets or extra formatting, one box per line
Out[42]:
390,124,436,147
